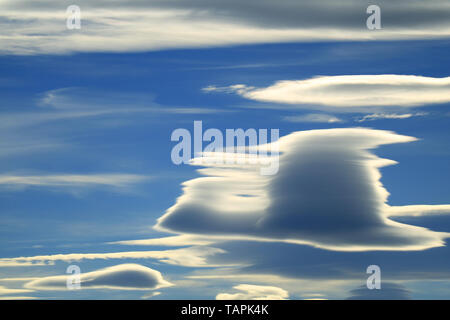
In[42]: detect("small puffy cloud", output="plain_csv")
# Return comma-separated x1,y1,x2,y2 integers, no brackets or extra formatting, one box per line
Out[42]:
216,284,289,300
156,128,450,251
25,264,172,291
206,75,450,108
202,85,253,95
282,114,343,123
346,283,411,300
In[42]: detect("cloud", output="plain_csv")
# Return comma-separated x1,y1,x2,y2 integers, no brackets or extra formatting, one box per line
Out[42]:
205,75,450,108
216,284,289,300
0,277,40,282
346,282,411,300
0,261,54,267
1,87,223,132
356,112,427,122
156,128,450,251
0,285,33,295
0,296,38,300
110,235,214,247
386,205,450,217
142,291,161,299
24,264,172,291
0,174,149,191
300,293,327,300
202,85,254,95
37,88,223,115
0,247,228,268
0,87,222,162
193,239,450,284
282,114,343,123
1,1,450,55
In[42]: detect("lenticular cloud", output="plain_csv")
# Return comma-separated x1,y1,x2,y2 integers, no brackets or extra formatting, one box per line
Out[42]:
206,75,450,108
156,128,450,251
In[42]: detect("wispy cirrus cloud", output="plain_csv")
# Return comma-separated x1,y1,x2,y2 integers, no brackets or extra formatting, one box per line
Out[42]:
0,87,222,161
356,112,427,122
1,87,224,131
38,87,223,115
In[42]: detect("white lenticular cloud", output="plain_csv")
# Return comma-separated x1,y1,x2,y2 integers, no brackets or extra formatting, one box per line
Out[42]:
216,284,289,300
206,75,450,108
24,264,172,291
156,128,450,251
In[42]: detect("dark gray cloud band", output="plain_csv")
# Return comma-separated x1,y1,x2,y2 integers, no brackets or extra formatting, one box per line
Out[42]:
1,0,449,54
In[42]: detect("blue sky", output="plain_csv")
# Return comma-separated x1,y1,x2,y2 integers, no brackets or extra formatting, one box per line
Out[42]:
0,0,450,300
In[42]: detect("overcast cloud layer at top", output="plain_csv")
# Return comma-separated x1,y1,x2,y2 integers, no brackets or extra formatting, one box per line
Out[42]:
1,0,450,54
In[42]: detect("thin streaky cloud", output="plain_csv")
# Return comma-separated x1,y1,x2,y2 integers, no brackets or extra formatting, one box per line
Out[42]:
0,174,150,189
110,235,215,247
386,205,450,217
0,247,231,268
0,286,33,295
282,114,343,123
356,112,427,122
0,296,38,300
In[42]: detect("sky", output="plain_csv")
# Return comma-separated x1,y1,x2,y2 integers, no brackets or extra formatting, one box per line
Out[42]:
0,0,450,300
